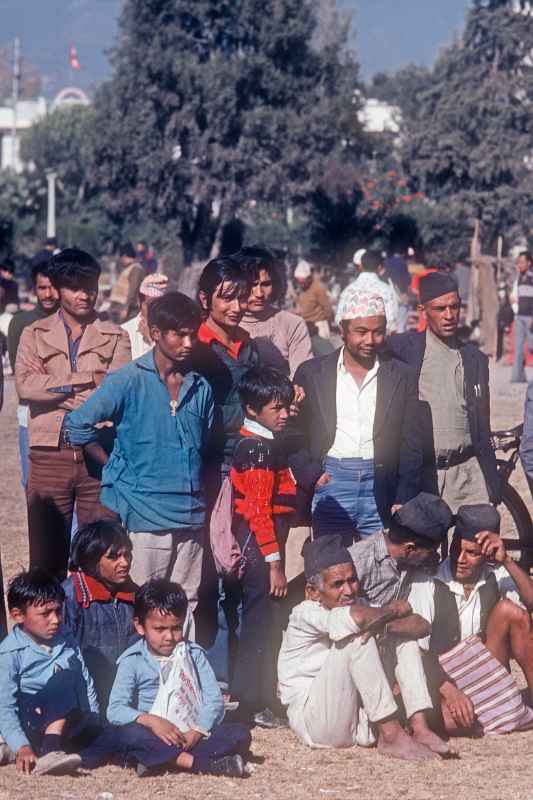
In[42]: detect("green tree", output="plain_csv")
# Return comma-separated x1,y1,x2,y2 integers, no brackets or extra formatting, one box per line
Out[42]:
400,0,533,255
89,0,365,265
19,105,109,251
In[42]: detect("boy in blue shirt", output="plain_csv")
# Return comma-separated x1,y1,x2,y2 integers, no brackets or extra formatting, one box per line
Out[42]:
0,568,99,776
82,579,250,777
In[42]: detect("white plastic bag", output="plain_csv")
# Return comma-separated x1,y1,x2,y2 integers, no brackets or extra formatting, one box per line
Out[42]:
150,642,203,732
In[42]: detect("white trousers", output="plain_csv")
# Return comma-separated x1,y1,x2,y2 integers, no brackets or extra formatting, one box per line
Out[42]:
129,528,204,640
300,637,431,749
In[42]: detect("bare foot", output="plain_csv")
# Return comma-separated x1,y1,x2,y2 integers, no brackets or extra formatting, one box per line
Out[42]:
378,726,439,762
411,727,450,755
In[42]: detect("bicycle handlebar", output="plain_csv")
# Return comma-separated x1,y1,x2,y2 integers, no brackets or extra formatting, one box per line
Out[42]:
491,423,523,452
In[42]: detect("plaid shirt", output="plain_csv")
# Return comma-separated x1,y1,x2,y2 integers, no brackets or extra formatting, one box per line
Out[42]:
349,531,412,606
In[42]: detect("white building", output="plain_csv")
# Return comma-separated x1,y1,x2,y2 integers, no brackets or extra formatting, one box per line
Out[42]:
358,98,401,135
0,97,47,172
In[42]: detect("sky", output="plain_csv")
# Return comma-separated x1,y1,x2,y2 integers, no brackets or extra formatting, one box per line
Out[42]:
345,0,471,78
0,0,473,98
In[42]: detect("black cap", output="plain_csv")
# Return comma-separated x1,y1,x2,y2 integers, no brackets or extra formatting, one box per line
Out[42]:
391,492,452,544
419,272,459,304
454,504,501,542
302,534,352,580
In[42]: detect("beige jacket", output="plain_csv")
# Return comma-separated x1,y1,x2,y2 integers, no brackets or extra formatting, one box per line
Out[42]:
295,277,334,324
15,311,131,448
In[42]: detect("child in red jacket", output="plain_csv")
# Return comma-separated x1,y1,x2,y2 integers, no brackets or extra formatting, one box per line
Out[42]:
229,366,297,727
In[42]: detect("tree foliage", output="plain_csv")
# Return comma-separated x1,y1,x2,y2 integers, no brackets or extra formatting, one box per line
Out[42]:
399,0,533,254
89,0,366,264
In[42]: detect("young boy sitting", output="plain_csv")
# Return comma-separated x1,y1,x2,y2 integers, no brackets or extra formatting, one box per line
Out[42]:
228,366,298,726
0,568,99,776
85,579,250,777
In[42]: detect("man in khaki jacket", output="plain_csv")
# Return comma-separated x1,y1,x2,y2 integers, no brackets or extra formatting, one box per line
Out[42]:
293,259,334,339
15,248,131,578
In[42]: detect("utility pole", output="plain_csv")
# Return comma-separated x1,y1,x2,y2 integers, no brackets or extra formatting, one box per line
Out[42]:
11,37,21,171
46,170,57,238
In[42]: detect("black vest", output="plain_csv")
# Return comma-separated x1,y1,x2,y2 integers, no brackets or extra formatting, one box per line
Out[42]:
429,572,500,656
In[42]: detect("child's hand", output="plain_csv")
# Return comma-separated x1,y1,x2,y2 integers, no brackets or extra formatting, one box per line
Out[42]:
16,745,36,774
181,729,204,750
269,562,288,598
137,713,186,746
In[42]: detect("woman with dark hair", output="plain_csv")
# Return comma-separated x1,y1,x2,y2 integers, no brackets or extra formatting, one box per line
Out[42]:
62,520,137,712
195,256,259,474
235,246,312,378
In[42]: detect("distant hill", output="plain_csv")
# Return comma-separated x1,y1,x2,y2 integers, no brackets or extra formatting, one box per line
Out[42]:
1,0,122,99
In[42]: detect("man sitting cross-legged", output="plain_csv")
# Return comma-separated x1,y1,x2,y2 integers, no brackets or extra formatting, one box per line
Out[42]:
277,535,447,760
409,504,533,735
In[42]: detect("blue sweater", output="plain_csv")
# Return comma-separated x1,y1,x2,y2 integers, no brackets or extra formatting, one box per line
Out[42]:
66,350,214,531
0,625,98,753
107,638,224,734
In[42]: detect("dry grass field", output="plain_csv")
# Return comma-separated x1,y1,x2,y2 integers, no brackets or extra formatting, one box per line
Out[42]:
0,365,533,800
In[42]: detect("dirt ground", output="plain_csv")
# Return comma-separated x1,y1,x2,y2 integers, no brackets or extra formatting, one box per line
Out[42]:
1,363,533,800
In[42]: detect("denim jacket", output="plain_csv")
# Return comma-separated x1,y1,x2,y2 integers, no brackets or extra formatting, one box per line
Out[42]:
106,638,224,734
62,573,137,713
0,625,98,753
66,350,214,531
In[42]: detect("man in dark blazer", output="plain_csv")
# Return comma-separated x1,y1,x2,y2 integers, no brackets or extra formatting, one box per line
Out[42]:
292,288,423,543
387,271,500,512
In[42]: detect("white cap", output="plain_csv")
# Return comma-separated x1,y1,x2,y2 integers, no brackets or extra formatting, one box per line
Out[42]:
294,259,312,279
353,248,366,268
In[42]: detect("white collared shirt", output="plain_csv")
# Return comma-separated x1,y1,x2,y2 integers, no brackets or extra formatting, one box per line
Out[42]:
327,348,378,460
242,417,274,439
408,559,521,650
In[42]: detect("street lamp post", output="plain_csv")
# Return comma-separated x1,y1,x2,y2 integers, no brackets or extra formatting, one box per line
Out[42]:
46,170,57,238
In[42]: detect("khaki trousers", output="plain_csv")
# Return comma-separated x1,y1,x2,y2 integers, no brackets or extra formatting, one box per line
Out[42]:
302,638,431,748
129,528,204,639
426,455,490,515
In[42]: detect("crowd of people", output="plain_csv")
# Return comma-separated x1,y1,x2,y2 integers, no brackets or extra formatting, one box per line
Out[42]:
0,241,533,780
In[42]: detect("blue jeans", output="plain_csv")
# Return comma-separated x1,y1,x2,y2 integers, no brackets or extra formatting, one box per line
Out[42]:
80,721,251,770
512,315,533,382
19,425,29,489
312,457,383,543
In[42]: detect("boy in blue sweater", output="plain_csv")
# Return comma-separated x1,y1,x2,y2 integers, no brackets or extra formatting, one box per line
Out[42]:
83,579,250,777
0,568,98,776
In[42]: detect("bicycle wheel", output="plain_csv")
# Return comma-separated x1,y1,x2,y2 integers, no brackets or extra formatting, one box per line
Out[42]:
496,483,533,570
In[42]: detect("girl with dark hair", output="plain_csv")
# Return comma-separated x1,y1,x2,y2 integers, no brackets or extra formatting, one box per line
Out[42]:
62,520,137,712
195,256,259,472
235,246,313,378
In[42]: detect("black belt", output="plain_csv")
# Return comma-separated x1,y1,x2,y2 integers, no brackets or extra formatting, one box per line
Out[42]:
435,446,475,470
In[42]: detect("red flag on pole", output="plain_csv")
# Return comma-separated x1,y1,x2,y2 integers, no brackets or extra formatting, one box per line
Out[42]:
70,45,80,70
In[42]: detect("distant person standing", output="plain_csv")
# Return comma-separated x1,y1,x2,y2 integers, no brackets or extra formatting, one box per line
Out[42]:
511,251,533,383
0,258,19,308
8,256,60,487
110,243,145,323
293,260,333,340
135,240,157,274
121,274,169,359
385,251,410,333
15,248,131,579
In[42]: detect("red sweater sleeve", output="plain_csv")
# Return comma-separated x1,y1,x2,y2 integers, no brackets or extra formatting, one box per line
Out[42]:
231,464,280,559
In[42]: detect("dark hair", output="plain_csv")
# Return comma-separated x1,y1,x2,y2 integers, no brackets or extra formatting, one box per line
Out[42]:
519,251,533,263
48,248,101,290
387,524,435,550
147,291,202,332
361,250,382,273
69,520,132,578
30,255,52,285
197,255,251,312
119,242,136,258
232,245,286,304
239,366,294,413
134,578,188,624
7,568,65,612
1,257,15,274
45,236,58,247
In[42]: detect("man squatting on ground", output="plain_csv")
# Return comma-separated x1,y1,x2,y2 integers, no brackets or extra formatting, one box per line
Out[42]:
278,533,449,760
